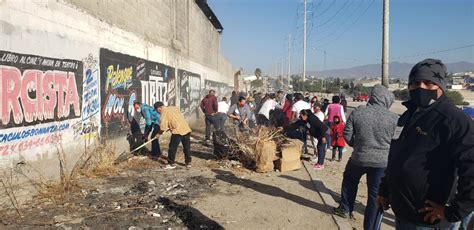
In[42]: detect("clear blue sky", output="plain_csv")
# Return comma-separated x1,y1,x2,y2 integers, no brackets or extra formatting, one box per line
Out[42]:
209,0,474,75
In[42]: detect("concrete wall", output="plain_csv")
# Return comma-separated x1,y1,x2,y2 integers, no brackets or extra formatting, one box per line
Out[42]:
0,0,235,168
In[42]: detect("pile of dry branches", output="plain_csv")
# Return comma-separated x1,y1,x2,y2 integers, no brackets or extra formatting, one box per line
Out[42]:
228,127,288,165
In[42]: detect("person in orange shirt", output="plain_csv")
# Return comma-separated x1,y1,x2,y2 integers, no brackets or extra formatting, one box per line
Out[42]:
154,102,192,170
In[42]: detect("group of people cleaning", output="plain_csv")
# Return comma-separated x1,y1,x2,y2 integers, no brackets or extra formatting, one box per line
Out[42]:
132,59,472,230
200,59,474,230
200,86,351,171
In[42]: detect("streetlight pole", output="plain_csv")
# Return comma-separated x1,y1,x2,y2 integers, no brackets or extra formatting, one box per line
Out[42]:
303,0,307,89
288,34,291,88
382,0,390,87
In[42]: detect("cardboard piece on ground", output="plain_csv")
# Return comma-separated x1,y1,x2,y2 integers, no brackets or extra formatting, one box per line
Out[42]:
281,139,303,161
276,139,303,172
275,158,302,172
255,140,276,173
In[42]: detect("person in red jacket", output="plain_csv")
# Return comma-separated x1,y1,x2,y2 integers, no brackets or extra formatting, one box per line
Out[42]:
200,90,219,143
330,116,345,162
281,94,294,125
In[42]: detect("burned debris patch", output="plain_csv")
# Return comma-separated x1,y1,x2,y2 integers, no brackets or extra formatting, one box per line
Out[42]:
1,165,219,229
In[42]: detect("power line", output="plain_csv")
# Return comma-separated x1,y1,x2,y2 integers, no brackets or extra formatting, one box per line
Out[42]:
314,0,338,19
318,0,376,47
314,0,367,41
315,0,365,36
314,0,351,29
392,44,474,60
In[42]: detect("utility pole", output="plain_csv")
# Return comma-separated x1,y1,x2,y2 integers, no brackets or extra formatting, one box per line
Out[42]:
303,0,307,89
288,34,291,88
275,61,278,78
382,0,390,87
280,56,284,81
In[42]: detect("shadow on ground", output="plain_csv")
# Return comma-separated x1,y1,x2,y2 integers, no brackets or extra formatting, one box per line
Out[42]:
159,197,224,230
278,174,396,227
212,169,332,215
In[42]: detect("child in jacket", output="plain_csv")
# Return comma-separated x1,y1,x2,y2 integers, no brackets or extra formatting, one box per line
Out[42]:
330,116,345,162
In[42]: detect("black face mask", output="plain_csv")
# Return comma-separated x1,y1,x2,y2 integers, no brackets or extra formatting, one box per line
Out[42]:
409,88,438,108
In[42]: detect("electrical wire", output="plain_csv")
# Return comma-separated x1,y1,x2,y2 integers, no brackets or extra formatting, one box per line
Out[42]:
318,0,376,47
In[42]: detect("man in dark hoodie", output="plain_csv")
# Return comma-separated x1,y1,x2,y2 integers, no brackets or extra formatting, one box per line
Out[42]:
333,85,398,229
377,59,474,229
200,90,219,143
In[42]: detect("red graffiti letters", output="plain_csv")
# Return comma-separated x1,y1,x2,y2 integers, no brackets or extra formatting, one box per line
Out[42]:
0,66,81,126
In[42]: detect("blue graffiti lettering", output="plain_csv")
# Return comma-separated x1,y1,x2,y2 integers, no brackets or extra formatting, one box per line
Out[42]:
0,123,71,143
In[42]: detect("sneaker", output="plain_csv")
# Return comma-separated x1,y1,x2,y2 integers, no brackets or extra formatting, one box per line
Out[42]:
337,158,342,162
333,206,349,218
186,163,192,169
314,164,325,170
163,164,176,170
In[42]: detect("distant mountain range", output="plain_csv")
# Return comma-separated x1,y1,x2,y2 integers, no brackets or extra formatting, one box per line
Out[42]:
307,61,474,79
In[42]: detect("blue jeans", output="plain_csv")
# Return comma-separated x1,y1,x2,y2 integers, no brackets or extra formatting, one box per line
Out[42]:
149,124,162,157
205,114,219,140
316,140,327,165
325,121,332,149
395,218,460,230
339,159,385,230
461,211,473,230
217,113,227,132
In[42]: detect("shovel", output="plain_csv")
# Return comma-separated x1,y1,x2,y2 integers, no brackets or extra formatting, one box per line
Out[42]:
114,136,157,164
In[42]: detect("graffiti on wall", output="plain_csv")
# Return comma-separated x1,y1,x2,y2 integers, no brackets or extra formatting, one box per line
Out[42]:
81,54,100,121
100,49,176,138
204,79,229,99
100,49,142,137
141,61,176,107
179,70,201,116
0,50,83,128
0,50,83,156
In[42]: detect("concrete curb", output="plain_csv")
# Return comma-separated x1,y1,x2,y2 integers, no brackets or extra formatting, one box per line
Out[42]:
303,161,353,230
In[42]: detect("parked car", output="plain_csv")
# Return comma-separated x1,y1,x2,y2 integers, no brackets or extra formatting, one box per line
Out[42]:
353,93,369,102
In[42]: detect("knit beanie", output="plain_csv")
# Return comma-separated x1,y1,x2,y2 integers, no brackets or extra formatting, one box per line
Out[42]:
408,58,447,91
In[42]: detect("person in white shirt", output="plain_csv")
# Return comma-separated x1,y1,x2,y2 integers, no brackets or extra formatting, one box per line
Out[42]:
217,97,230,131
292,93,311,120
258,94,278,126
312,102,325,122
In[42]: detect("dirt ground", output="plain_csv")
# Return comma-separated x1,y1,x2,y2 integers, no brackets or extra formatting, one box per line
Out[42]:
0,100,413,230
308,145,396,230
0,126,337,229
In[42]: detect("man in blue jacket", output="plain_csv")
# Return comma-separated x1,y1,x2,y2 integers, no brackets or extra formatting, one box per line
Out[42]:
133,101,161,159
377,59,474,229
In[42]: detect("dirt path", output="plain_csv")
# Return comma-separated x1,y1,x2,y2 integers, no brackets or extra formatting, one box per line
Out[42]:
303,100,400,229
195,168,337,229
306,146,396,230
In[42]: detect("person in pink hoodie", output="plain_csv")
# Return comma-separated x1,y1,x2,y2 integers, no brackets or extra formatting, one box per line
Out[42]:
324,95,346,149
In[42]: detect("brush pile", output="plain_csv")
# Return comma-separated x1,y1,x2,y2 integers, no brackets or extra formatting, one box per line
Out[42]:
213,127,302,173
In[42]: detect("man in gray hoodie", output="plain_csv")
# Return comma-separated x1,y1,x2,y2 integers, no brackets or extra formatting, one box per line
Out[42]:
333,84,398,230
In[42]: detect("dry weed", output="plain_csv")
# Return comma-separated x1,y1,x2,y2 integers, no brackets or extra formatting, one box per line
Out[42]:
79,141,118,178
0,170,22,217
